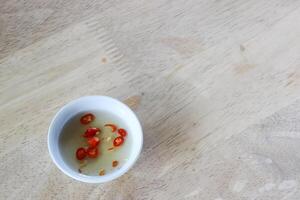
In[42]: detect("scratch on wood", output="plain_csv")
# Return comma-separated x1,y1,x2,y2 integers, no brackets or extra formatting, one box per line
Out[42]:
240,44,246,52
123,95,141,109
160,37,201,57
101,57,107,63
286,80,293,87
286,71,299,86
288,72,296,78
234,63,255,74
167,65,184,79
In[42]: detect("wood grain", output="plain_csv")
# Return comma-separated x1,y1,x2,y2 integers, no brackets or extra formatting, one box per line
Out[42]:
1,0,300,199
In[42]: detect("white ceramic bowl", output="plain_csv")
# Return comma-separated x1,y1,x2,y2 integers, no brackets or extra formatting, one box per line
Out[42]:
48,96,143,183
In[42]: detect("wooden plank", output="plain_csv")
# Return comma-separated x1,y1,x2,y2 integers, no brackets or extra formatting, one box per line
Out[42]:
1,0,300,199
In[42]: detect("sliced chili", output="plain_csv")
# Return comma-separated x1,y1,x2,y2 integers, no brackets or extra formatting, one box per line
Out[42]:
80,113,95,125
107,147,114,151
87,137,100,148
113,136,124,147
104,124,117,132
117,128,127,137
99,169,105,176
83,127,100,138
112,160,119,167
76,147,87,160
86,147,99,158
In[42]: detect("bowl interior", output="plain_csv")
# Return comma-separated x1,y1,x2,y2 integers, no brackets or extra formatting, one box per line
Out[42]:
48,96,143,183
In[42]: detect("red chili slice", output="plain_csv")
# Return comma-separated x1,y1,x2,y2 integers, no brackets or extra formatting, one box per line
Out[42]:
104,124,117,132
87,147,99,158
117,128,127,137
83,127,100,138
87,137,100,148
76,147,87,160
113,136,124,147
80,113,95,125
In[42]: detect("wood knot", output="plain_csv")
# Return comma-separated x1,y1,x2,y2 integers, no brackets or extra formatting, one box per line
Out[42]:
123,95,141,110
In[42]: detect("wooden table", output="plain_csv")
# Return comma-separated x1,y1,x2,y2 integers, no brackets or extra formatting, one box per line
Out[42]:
1,0,300,199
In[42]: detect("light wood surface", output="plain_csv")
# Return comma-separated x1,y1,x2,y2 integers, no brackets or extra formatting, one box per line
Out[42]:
1,0,300,199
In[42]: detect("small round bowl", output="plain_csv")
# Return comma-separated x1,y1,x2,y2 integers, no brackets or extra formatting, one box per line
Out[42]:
48,96,143,183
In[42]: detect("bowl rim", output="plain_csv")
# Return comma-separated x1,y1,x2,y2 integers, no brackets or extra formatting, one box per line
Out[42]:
47,95,143,183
